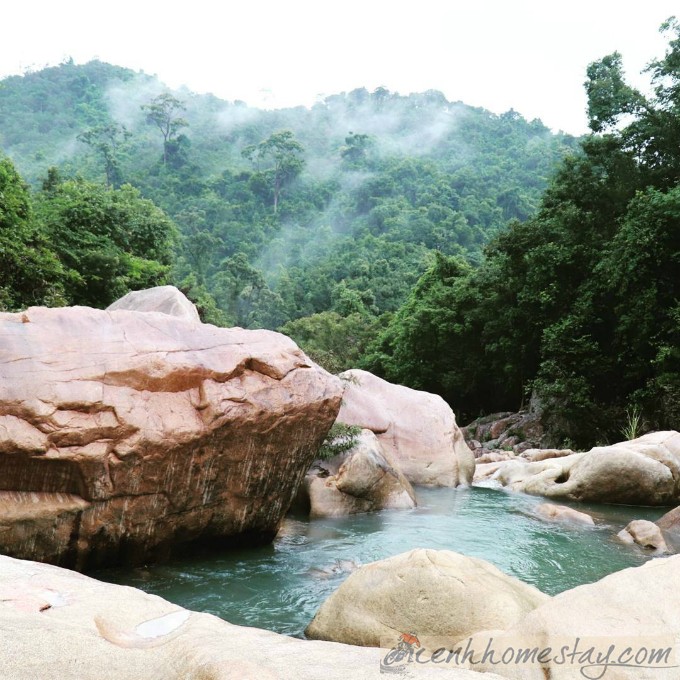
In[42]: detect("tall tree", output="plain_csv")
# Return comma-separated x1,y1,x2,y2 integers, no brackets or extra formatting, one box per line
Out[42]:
242,130,304,213
141,93,188,166
77,122,130,186
367,17,680,446
35,178,177,307
0,156,66,310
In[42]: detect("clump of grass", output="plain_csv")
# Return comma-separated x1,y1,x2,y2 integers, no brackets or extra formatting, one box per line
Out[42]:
317,423,362,461
621,407,643,441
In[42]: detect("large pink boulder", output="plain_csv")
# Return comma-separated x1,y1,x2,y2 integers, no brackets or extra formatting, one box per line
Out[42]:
0,305,343,569
337,370,473,486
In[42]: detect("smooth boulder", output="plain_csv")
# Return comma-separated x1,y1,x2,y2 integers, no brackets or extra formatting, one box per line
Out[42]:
106,285,201,322
657,506,680,552
618,519,670,553
476,431,680,505
305,548,549,647
337,369,474,486
0,305,343,569
463,556,680,679
303,430,416,517
0,555,506,680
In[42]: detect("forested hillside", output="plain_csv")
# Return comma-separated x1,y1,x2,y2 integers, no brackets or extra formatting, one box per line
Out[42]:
0,60,576,342
368,18,680,446
3,23,680,448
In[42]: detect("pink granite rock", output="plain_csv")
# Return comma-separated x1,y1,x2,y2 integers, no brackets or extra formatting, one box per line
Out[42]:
0,305,343,569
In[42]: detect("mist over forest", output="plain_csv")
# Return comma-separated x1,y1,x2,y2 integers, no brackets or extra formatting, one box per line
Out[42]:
2,20,680,449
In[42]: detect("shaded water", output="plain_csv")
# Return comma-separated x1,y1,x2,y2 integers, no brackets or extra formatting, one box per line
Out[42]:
95,487,666,637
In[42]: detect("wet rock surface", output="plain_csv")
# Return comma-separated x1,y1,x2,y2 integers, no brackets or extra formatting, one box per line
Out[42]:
0,305,343,569
535,503,595,525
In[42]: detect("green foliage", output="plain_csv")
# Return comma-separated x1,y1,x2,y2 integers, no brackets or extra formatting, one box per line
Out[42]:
281,310,385,374
369,19,680,447
0,64,575,337
141,93,188,166
33,176,177,307
77,123,130,186
0,155,67,310
317,423,362,461
242,130,305,213
621,407,643,441
175,273,230,327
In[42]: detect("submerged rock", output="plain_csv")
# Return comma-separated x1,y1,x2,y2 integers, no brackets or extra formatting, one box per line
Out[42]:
337,369,474,486
302,429,416,518
305,548,549,647
0,555,505,680
474,431,680,506
535,503,595,525
0,305,343,569
106,285,200,323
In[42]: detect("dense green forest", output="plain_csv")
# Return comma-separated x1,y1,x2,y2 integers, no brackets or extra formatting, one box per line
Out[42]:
0,60,575,336
367,18,680,446
5,21,680,448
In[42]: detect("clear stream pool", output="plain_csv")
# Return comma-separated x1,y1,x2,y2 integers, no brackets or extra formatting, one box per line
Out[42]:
94,486,666,638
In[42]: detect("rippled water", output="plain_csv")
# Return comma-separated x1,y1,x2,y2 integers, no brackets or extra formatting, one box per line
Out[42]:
95,487,666,637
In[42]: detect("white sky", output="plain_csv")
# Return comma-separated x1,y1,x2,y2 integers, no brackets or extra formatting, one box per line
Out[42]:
2,1,677,135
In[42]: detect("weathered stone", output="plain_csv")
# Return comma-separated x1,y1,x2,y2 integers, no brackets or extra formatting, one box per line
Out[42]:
490,415,521,440
463,556,680,679
106,285,200,323
476,451,516,464
305,548,549,647
497,435,520,448
337,369,474,486
0,555,505,680
518,448,575,462
618,519,670,553
535,503,595,525
657,506,680,552
477,432,680,505
462,410,545,453
301,430,416,518
512,441,533,455
460,412,514,443
468,439,484,457
0,305,343,569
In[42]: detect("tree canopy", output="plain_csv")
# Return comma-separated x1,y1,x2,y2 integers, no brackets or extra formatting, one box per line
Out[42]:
365,18,680,446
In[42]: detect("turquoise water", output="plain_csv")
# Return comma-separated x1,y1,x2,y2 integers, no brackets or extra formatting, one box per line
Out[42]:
94,486,666,637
